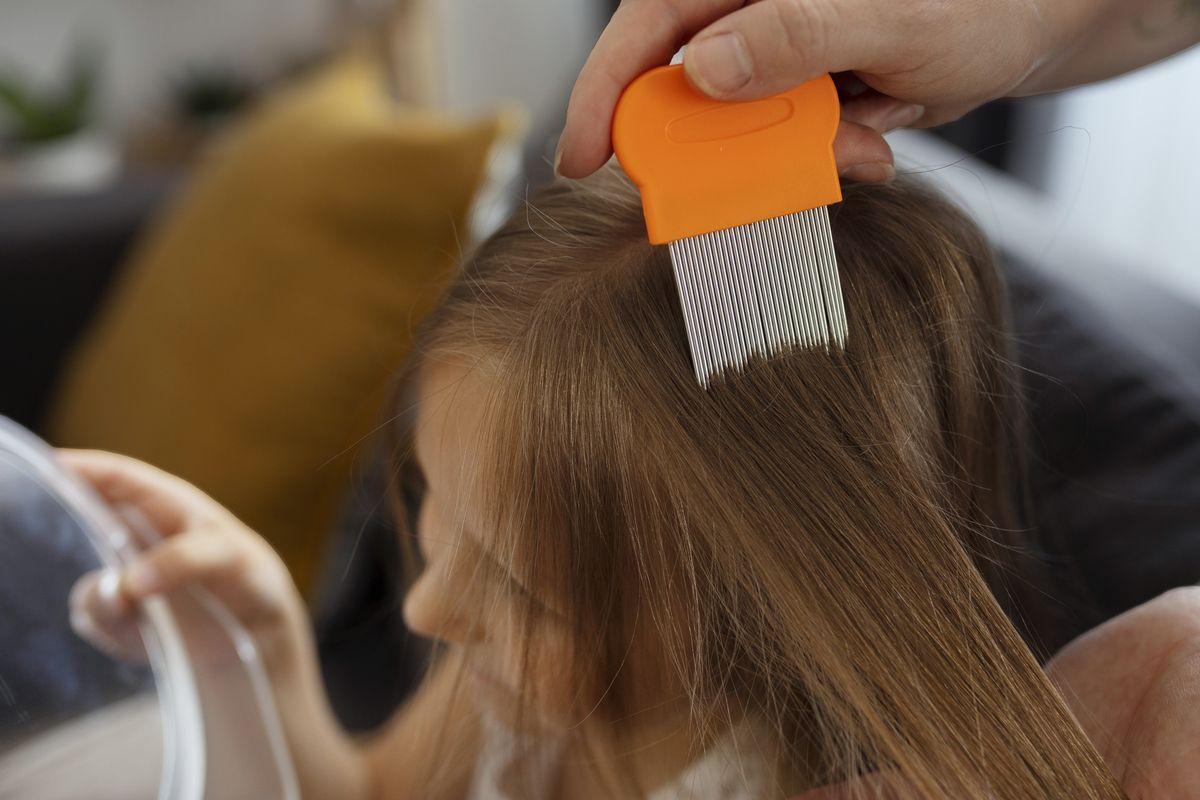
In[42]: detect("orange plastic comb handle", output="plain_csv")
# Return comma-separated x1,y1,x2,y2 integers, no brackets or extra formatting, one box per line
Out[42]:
612,65,842,245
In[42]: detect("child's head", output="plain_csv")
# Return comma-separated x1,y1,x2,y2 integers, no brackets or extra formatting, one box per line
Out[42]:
396,169,1120,797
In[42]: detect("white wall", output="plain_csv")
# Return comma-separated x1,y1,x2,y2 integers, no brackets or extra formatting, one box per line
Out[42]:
0,0,331,134
436,0,600,129
0,0,602,141
1014,46,1200,302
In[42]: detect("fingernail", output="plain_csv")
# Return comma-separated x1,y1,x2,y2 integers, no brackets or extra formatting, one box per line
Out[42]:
686,33,752,96
881,103,925,131
125,562,160,596
70,608,97,637
840,162,896,184
552,139,564,176
97,568,127,612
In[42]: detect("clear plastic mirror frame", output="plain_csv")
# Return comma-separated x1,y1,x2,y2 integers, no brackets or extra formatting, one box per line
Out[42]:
0,418,298,800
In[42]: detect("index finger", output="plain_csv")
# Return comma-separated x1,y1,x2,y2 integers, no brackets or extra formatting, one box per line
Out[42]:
557,0,741,179
56,449,222,538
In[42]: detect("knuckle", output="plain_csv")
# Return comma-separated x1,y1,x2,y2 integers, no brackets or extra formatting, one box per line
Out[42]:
202,534,253,579
154,542,198,578
651,0,687,28
772,0,831,67
163,532,222,574
145,538,180,567
232,538,285,583
219,542,249,576
252,592,293,627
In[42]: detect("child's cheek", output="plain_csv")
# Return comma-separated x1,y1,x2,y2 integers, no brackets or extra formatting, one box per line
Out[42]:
496,619,586,727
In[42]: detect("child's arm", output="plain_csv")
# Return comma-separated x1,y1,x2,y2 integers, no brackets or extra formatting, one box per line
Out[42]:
62,450,478,800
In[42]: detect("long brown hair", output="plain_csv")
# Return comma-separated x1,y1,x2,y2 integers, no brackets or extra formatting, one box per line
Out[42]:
396,167,1123,798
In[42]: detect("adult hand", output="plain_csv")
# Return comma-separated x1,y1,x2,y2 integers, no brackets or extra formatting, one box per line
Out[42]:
1046,587,1200,798
558,0,1108,183
787,587,1200,799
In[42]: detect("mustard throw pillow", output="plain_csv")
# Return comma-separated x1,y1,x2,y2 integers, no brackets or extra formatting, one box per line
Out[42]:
50,59,517,593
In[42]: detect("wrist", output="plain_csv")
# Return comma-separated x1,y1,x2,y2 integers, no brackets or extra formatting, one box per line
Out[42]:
274,663,374,800
1012,0,1192,95
262,607,374,799
1015,0,1102,87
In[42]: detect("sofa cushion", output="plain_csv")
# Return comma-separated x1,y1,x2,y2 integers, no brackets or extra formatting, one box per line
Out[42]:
49,58,518,593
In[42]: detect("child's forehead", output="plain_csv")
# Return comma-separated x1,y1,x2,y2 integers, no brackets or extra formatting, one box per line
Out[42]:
413,361,514,556
413,361,495,482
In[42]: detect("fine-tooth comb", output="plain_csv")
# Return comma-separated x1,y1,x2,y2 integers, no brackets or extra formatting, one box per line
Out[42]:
612,64,847,387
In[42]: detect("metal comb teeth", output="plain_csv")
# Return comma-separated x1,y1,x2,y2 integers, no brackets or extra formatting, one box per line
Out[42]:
667,206,847,388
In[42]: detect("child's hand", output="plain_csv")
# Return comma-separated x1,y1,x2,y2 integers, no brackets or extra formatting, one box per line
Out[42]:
62,450,376,800
62,449,309,675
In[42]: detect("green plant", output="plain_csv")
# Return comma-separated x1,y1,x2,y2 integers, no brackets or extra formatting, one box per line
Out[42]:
0,42,101,144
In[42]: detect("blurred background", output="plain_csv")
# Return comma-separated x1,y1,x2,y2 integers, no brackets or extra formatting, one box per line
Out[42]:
2,0,1198,736
5,1,1200,294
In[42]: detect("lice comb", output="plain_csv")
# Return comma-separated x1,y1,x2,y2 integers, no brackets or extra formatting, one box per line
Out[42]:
612,65,846,387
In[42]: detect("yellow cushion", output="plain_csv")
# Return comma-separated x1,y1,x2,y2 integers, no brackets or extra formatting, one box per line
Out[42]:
49,59,519,593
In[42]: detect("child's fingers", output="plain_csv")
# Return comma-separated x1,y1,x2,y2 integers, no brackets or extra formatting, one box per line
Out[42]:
70,530,295,668
56,449,227,538
70,567,134,623
118,528,248,601
68,569,148,662
117,528,294,628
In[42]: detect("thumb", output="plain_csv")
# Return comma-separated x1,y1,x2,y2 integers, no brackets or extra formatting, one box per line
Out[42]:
684,0,890,101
